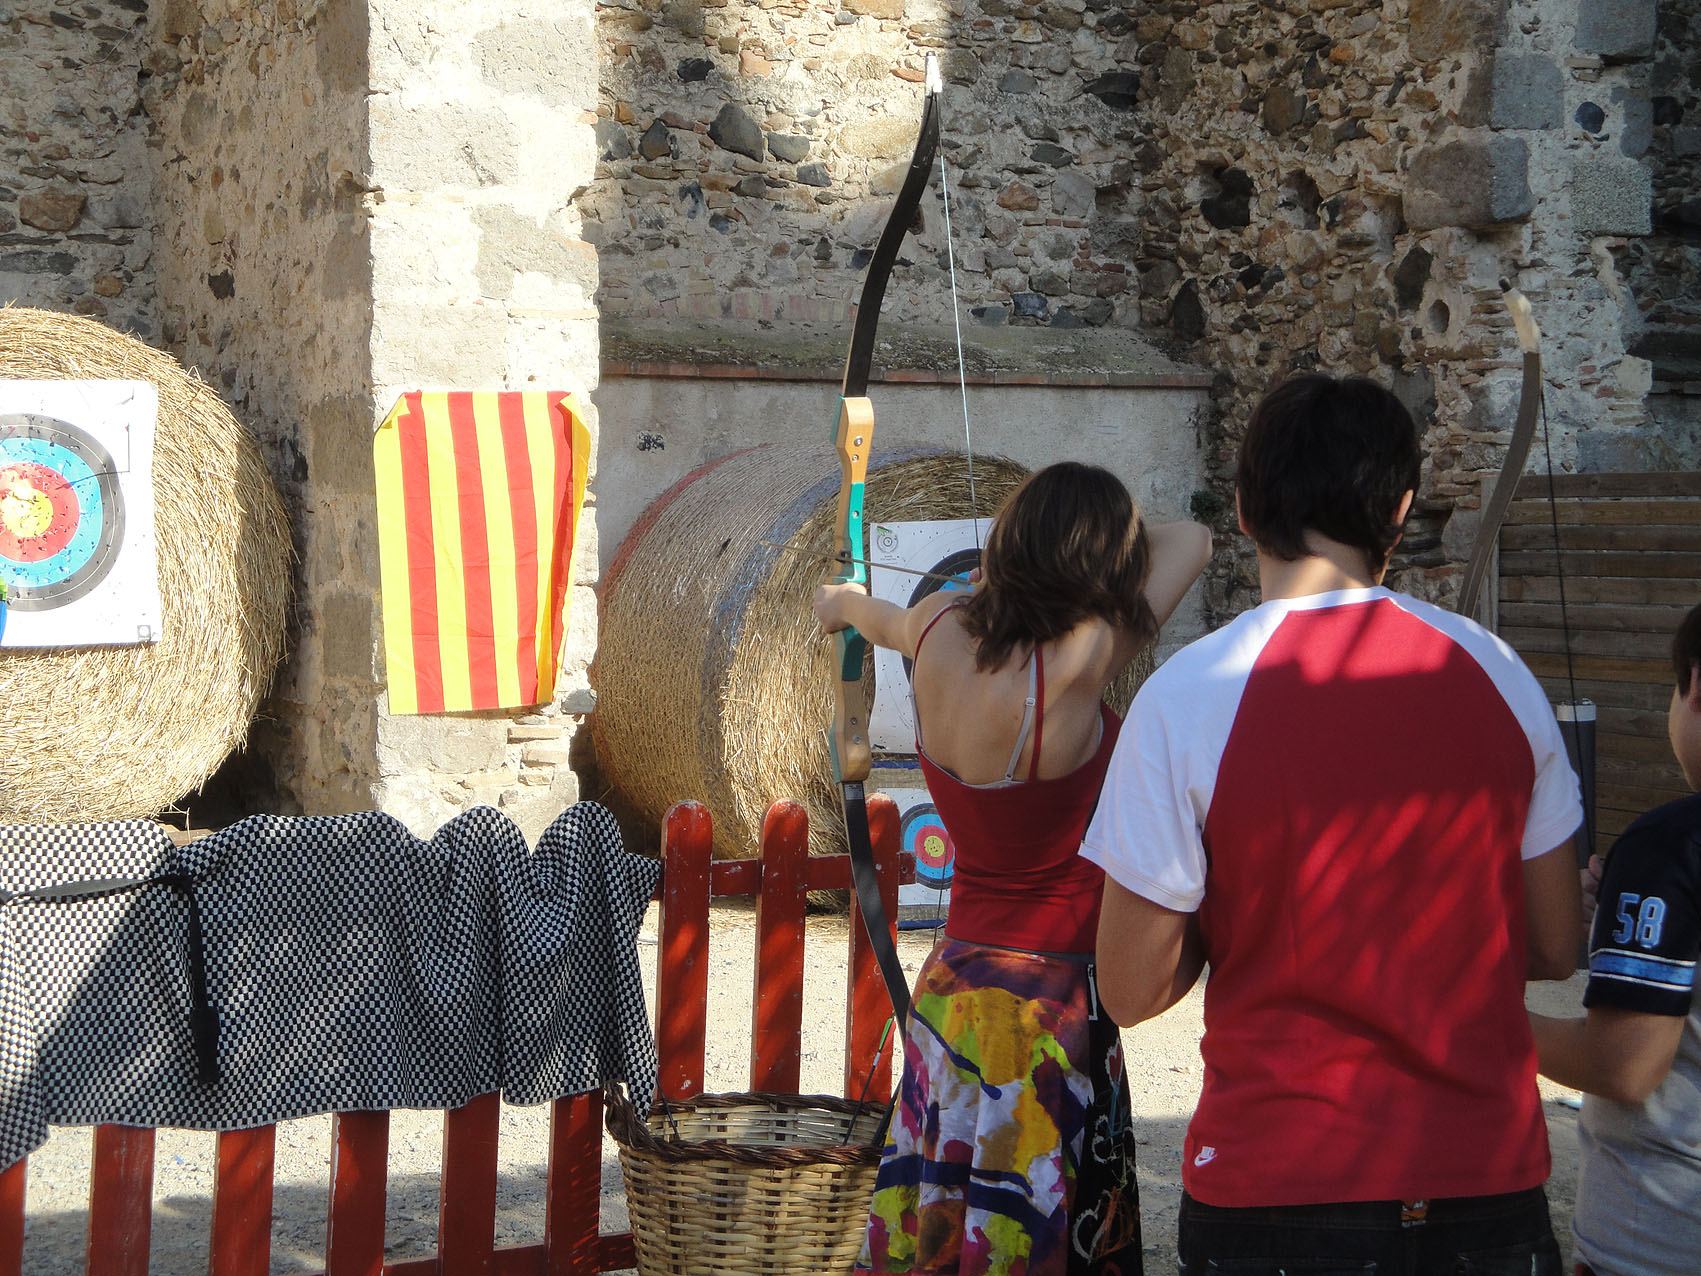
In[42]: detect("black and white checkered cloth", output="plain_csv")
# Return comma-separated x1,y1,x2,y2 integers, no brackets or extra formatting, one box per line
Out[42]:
0,801,660,1170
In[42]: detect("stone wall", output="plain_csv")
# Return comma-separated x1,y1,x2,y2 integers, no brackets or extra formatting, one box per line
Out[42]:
143,0,380,817
1116,0,1684,614
587,0,1681,625
1616,0,1700,459
0,0,155,338
3,1,605,841
586,0,1153,332
362,0,604,839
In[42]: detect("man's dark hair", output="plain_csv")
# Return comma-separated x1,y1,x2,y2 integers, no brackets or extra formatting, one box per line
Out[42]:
960,462,1155,672
1673,603,1701,696
1235,374,1422,579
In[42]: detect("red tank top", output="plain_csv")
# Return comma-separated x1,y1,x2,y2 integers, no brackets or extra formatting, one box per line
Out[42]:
912,606,1123,954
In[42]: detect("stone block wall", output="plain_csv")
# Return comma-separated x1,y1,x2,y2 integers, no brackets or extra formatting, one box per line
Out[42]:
3,1,605,841
1113,0,1685,616
363,0,604,839
143,0,380,817
586,0,1685,625
586,0,1154,332
1614,0,1700,462
0,0,155,338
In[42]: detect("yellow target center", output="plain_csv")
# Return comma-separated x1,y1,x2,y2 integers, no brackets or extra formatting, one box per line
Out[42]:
921,832,948,863
0,480,52,538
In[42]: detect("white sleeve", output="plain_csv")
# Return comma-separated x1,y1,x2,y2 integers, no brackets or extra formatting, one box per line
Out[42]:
1082,667,1219,912
1514,681,1585,860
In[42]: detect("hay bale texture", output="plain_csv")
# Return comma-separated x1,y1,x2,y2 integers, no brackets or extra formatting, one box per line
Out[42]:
595,442,1155,864
0,308,291,823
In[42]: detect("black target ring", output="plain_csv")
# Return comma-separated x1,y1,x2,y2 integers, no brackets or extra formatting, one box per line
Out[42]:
0,412,126,611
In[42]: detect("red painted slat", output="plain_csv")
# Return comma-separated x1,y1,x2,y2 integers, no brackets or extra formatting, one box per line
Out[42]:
438,1093,501,1274
594,1233,636,1270
707,857,762,895
543,1093,601,1276
752,800,808,1092
657,801,712,1101
0,1157,23,1276
845,795,902,1101
209,1125,275,1276
85,1126,153,1276
326,1111,388,1276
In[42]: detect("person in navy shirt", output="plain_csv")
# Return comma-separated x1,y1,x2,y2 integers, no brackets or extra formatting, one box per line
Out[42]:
1530,601,1701,1276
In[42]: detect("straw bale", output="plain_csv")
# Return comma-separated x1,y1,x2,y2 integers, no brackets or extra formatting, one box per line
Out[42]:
0,308,291,823
594,443,1155,863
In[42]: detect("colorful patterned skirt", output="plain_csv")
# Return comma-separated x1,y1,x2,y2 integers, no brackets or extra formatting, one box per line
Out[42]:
856,938,1143,1276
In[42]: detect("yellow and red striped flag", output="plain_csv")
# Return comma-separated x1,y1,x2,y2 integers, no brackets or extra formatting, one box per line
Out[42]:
374,390,590,715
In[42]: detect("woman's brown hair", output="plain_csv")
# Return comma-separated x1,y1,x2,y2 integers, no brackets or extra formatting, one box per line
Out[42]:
958,462,1155,672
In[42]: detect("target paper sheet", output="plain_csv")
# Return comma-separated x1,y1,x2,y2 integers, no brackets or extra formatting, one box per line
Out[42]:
0,379,161,647
374,390,590,715
888,784,957,906
867,518,989,753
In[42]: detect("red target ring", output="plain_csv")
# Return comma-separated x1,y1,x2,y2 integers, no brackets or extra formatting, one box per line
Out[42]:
0,461,79,562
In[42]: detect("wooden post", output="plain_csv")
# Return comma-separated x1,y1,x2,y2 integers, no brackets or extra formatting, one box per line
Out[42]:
86,1126,153,1276
438,1093,500,1274
209,1125,274,1276
326,1111,388,1276
657,801,713,1101
752,801,808,1092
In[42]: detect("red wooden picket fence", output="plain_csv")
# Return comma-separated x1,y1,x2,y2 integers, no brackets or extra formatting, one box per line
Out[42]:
0,795,908,1276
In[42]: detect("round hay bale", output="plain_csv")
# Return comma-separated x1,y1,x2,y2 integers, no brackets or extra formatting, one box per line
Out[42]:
594,442,1156,864
0,308,291,824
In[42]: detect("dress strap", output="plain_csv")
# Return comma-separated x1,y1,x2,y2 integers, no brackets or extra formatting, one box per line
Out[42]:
1028,644,1045,782
1002,649,1040,782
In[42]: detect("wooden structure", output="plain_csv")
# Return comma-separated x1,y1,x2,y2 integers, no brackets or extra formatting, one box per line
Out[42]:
0,798,907,1276
1497,472,1701,857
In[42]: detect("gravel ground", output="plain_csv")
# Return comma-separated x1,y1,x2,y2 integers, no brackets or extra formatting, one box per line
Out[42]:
20,900,1588,1274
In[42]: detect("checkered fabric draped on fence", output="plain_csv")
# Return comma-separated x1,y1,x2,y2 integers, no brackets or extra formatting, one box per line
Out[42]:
0,801,659,1169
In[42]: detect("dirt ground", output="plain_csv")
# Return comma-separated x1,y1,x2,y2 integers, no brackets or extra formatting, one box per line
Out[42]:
18,899,1589,1274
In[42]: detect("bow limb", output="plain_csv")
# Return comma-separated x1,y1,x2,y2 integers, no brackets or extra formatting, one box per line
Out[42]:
828,54,942,1036
1452,288,1596,858
1456,285,1542,623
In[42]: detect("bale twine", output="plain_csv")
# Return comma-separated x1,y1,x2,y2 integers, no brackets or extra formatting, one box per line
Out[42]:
0,308,291,824
594,442,1155,863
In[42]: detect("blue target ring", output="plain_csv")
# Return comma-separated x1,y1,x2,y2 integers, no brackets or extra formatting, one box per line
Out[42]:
0,414,125,611
900,801,956,889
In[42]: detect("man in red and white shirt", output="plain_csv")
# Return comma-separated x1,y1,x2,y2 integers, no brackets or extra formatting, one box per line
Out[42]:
1085,374,1583,1274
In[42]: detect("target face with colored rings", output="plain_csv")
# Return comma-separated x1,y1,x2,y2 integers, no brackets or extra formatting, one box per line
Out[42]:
0,413,125,610
900,801,957,888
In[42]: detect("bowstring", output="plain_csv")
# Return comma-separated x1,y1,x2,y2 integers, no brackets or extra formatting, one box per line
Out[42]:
930,135,977,933
938,150,978,555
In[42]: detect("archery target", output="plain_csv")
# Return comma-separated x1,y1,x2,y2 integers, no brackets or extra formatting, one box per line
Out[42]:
0,414,125,609
0,380,159,648
900,797,956,888
868,518,992,752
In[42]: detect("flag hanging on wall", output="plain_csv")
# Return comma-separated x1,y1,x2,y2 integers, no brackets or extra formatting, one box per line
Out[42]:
374,390,590,715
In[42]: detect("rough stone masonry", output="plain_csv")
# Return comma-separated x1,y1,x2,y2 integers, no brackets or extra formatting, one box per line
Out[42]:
0,0,1694,829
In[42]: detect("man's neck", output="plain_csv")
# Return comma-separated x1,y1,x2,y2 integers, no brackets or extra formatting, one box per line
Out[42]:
1257,534,1384,602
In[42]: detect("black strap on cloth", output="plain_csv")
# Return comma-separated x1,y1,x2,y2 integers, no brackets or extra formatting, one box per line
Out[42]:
0,873,219,1086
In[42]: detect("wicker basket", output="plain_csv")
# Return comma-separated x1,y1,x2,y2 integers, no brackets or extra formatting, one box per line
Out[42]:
606,1089,887,1276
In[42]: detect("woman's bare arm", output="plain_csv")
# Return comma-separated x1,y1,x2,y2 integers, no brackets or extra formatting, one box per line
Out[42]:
1143,522,1212,629
813,582,958,659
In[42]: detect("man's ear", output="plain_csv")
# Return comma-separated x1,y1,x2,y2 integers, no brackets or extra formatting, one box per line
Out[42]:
1394,490,1414,527
1686,662,1701,712
1235,488,1250,537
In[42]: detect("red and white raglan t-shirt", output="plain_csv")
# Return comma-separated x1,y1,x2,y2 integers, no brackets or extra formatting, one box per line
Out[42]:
1082,587,1582,1208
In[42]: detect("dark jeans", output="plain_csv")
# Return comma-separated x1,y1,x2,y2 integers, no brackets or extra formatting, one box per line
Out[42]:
1177,1187,1562,1276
